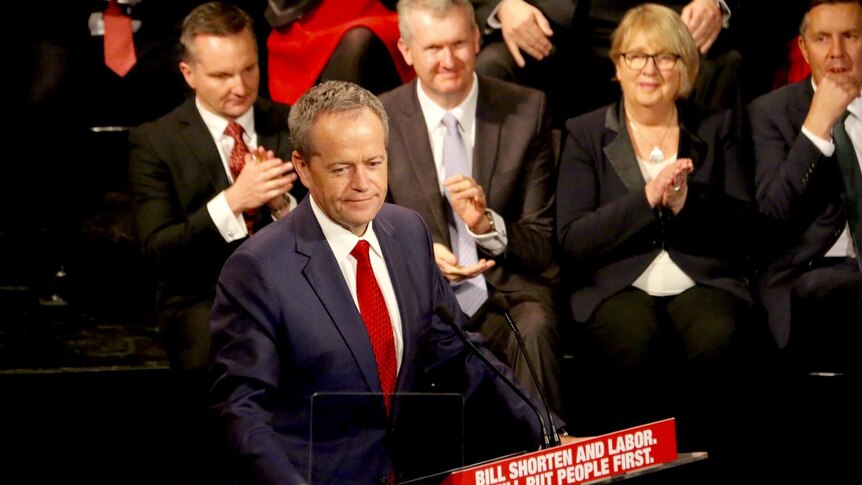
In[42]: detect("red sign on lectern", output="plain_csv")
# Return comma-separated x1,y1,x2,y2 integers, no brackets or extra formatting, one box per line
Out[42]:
441,418,677,485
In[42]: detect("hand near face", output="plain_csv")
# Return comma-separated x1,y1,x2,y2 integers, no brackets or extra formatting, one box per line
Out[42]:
497,0,554,67
681,0,723,54
225,146,297,215
805,74,861,140
444,174,492,234
644,158,693,215
433,243,495,282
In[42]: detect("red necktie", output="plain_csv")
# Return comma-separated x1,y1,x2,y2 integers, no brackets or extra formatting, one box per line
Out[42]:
224,122,258,234
351,240,397,414
103,0,136,77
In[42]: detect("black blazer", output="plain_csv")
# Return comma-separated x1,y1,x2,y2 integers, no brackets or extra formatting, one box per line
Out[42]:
556,100,754,323
128,96,304,310
746,78,850,347
380,76,556,295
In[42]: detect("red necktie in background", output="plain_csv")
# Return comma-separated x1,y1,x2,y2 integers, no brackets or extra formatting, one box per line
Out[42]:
351,240,397,414
103,0,137,77
225,122,258,234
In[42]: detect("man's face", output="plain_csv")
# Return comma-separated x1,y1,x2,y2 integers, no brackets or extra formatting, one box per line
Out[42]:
397,5,480,108
800,2,862,87
293,109,388,237
180,28,260,119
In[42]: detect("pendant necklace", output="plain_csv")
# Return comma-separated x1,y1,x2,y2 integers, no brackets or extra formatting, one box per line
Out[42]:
628,109,676,164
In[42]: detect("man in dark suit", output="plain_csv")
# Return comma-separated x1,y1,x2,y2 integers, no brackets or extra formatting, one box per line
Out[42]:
381,0,562,414
129,2,301,375
128,3,303,483
747,0,862,372
210,80,561,485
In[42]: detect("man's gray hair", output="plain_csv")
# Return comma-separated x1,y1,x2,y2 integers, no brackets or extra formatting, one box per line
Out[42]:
288,81,389,157
397,0,477,43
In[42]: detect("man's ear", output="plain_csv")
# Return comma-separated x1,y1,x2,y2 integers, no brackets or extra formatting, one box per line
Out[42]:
397,38,414,66
179,61,196,89
292,151,308,185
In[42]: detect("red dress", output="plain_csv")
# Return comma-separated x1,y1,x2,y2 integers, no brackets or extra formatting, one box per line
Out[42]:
267,0,415,104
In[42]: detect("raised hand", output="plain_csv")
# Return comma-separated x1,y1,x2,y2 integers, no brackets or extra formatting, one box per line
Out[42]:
444,174,492,234
225,146,297,215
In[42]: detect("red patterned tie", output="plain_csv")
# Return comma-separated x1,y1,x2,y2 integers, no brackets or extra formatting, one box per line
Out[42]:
103,0,136,77
224,122,257,234
351,240,397,414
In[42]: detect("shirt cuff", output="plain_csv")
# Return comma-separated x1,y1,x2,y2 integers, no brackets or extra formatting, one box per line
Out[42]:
207,191,248,242
270,192,299,221
468,209,507,256
801,125,836,157
717,0,731,28
486,2,504,30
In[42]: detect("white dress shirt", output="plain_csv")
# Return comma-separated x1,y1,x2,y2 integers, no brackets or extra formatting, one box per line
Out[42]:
309,195,404,371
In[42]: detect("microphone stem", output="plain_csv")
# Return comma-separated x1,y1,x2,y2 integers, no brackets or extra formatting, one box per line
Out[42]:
503,312,561,447
437,306,552,449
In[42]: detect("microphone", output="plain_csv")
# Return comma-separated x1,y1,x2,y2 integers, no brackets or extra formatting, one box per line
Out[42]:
488,295,561,447
434,304,554,449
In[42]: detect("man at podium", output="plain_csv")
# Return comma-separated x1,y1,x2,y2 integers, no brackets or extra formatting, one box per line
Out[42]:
209,81,561,484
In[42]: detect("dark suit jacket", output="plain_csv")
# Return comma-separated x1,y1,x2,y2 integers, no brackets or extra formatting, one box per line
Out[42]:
557,100,754,323
209,200,550,485
746,78,851,347
380,76,556,296
128,97,302,312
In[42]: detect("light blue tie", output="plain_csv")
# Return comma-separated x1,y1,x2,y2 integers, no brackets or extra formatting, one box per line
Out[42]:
441,113,488,316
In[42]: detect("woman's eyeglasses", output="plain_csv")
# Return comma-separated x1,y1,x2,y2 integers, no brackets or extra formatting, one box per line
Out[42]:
620,52,681,71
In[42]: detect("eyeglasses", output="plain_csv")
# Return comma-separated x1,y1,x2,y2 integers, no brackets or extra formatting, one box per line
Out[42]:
620,52,681,71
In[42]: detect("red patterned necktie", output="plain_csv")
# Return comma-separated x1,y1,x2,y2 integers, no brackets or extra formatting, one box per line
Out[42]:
351,240,397,414
103,0,136,77
224,122,258,234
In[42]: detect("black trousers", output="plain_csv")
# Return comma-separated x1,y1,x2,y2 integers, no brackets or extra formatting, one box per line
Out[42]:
789,258,862,374
581,285,748,452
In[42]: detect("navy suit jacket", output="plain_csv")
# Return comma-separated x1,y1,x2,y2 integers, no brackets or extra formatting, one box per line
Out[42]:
747,78,852,347
209,199,549,485
556,100,754,323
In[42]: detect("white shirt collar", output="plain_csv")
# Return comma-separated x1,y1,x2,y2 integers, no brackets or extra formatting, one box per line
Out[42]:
195,97,256,142
308,195,384,262
416,72,479,136
848,97,862,120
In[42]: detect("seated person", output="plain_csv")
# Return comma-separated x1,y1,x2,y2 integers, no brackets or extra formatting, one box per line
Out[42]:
380,0,562,415
556,4,755,449
746,0,862,374
265,0,415,103
474,0,737,123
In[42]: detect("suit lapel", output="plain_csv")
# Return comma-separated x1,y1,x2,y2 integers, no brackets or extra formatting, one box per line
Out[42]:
474,78,502,193
603,102,645,192
397,82,452,246
294,202,381,394
178,99,231,192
